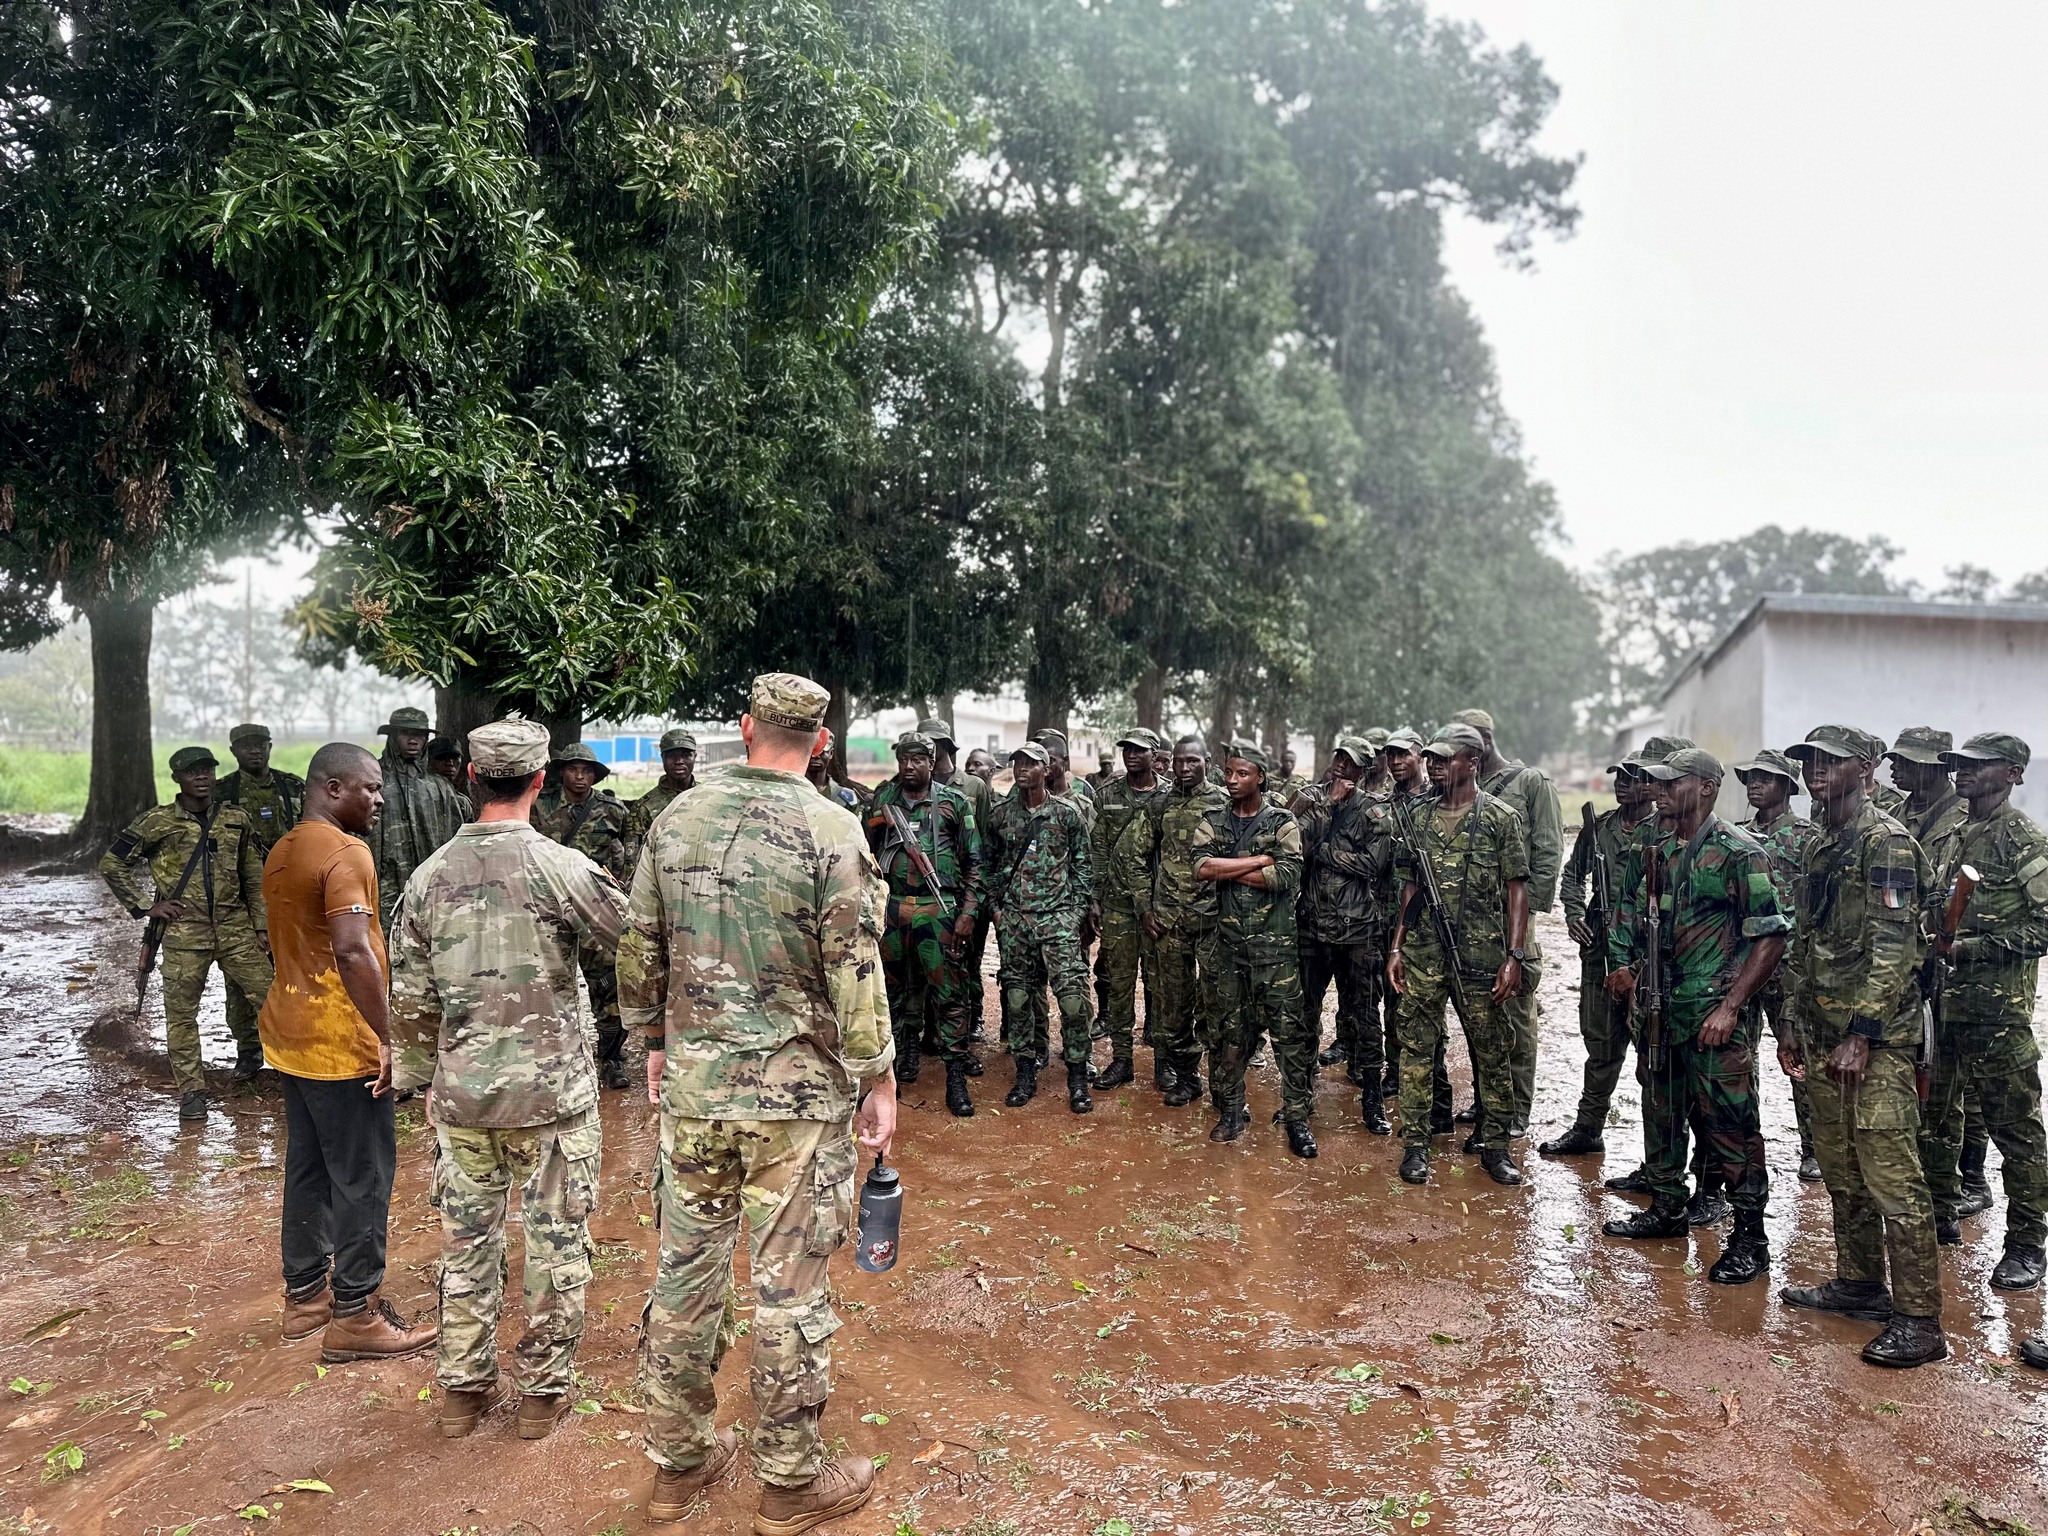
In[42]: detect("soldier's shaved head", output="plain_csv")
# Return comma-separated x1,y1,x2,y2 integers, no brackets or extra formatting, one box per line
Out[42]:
307,741,378,787
304,742,383,835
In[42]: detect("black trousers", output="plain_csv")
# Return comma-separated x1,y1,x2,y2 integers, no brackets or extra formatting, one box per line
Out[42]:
1300,936,1385,1077
281,1074,396,1308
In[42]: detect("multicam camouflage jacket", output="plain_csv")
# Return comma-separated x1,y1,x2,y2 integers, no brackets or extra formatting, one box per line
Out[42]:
1390,794,1529,979
1785,801,1929,1051
983,787,1094,931
863,779,984,917
1151,781,1230,932
617,765,893,1123
1923,802,2048,1027
216,769,305,855
390,822,632,1126
1294,788,1391,948
100,800,267,947
1089,774,1168,916
1189,799,1303,962
532,785,630,881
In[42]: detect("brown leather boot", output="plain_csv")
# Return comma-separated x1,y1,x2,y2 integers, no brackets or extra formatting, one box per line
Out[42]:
649,1427,739,1522
753,1455,875,1536
281,1280,332,1342
319,1291,437,1364
438,1381,508,1439
516,1393,572,1441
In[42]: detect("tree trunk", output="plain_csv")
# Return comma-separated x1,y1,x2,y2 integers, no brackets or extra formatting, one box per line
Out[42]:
823,682,863,795
76,590,157,851
931,692,957,734
1262,701,1288,768
1210,673,1237,755
434,677,501,748
1314,720,1338,783
1134,663,1166,734
1024,678,1068,740
533,702,582,752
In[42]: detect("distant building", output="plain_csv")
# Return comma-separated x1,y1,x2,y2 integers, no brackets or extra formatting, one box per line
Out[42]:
1655,593,2048,821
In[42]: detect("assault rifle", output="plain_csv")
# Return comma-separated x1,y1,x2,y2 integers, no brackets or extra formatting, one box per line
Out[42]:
135,805,217,1011
1395,801,1474,1029
1582,801,1612,980
882,801,954,922
1639,838,1666,1072
1919,863,1980,1103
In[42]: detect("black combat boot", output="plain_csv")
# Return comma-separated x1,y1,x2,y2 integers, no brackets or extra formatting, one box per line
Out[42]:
233,1048,265,1082
945,1060,974,1119
1153,1056,1175,1092
1861,1314,1947,1368
1210,1106,1248,1143
1957,1136,1994,1215
1399,1147,1430,1185
1066,1063,1093,1114
895,1038,922,1086
1686,1184,1733,1227
1539,1124,1605,1157
1460,1131,1484,1156
961,1050,984,1078
1992,1244,2046,1291
1004,1056,1039,1108
2019,1337,2048,1370
600,1056,630,1091
1604,1164,1654,1193
1603,1197,1688,1239
1454,1101,1479,1125
1317,1042,1348,1068
1284,1120,1318,1159
1429,1108,1455,1136
1164,1072,1202,1108
1094,1055,1134,1091
1707,1210,1769,1285
1360,1087,1391,1137
1480,1150,1523,1186
1936,1215,1962,1246
1778,1277,1892,1321
179,1089,207,1123
1798,1152,1824,1183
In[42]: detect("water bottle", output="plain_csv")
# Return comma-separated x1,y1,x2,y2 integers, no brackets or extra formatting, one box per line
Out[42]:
854,1155,902,1272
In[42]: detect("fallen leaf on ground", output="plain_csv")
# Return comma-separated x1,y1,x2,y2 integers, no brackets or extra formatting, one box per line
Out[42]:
8,1406,62,1431
263,1480,334,1495
913,1441,945,1464
1396,1381,1425,1399
21,1308,84,1342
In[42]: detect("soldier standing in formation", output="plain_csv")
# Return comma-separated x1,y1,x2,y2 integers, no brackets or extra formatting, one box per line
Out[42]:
392,719,630,1439
101,746,274,1120
1090,729,1168,1094
531,742,633,1090
922,718,996,1061
627,728,701,871
426,737,465,786
1377,727,1448,1125
964,748,999,787
618,673,894,1530
807,729,861,810
365,705,467,928
1147,737,1228,1109
216,721,303,1071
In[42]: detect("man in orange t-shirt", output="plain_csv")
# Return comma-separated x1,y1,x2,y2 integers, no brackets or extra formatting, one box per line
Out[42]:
259,741,436,1364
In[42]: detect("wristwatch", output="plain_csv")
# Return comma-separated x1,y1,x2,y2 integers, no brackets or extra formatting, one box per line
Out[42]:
1507,946,1527,962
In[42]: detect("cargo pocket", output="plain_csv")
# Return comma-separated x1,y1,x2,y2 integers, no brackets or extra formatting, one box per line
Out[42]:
791,1299,843,1407
556,1116,604,1223
550,1253,594,1294
1853,1055,1921,1132
805,1137,857,1258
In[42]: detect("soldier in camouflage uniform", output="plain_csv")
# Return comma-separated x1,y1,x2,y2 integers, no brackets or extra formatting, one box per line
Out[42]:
985,742,1098,1113
1733,748,1824,1182
626,728,701,873
1191,743,1314,1156
365,706,468,928
1917,732,2048,1292
618,672,894,1529
216,721,303,1065
1294,735,1395,1133
1034,729,1095,818
1601,750,1790,1284
1778,724,1946,1368
1090,729,1169,1094
1544,754,1658,1158
1378,728,1451,1124
101,746,273,1120
532,742,633,1090
923,719,995,1062
864,732,984,1115
427,736,465,785
391,719,630,1440
1148,738,1229,1109
1455,708,1561,1140
1269,748,1308,808
1387,724,1531,1187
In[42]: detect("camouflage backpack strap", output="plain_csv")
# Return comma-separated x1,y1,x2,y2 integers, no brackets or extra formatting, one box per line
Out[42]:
562,796,597,846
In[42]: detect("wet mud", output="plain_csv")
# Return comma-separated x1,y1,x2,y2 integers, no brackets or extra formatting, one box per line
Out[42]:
0,872,2044,1534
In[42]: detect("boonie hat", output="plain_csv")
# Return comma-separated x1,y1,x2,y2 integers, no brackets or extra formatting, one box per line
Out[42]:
228,723,271,747
377,705,432,736
1734,748,1801,784
1033,729,1070,755
551,741,611,781
1644,747,1725,782
1885,726,1952,766
659,728,699,754
168,746,217,775
750,672,830,732
1423,723,1485,758
469,718,551,777
1943,732,2031,770
918,718,959,751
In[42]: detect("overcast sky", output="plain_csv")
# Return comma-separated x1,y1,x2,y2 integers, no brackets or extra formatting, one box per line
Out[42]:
1438,1,2048,589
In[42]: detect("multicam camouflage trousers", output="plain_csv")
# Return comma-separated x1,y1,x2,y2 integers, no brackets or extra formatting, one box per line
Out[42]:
641,1115,855,1487
1803,1040,1943,1319
1096,904,1154,1065
1921,1013,2048,1249
996,912,1095,1067
159,930,271,1092
881,896,976,1062
1150,924,1211,1084
1201,936,1313,1123
1395,955,1514,1153
1644,1013,1768,1213
432,1110,601,1396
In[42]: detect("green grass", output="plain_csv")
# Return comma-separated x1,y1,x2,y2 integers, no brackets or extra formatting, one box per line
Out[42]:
0,740,372,816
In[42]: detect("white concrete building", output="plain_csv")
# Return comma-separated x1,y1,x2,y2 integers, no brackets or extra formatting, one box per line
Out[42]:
1656,593,2048,821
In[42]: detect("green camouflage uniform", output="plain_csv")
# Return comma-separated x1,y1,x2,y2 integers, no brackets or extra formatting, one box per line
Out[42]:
984,787,1096,1065
1902,784,1988,1177
938,768,997,1036
1151,780,1230,1086
864,778,984,1063
1740,804,1820,1158
1480,758,1561,1130
532,784,632,1069
1785,799,1942,1319
100,800,271,1090
1294,784,1393,1084
1919,801,2048,1249
1376,783,1447,1117
624,777,692,877
1090,772,1169,1068
366,752,468,926
1391,794,1529,1152
390,821,630,1397
1560,806,1649,1134
215,766,304,1051
1191,797,1310,1122
617,761,892,1487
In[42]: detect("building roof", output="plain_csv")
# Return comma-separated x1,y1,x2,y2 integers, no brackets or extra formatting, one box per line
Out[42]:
1658,592,2048,705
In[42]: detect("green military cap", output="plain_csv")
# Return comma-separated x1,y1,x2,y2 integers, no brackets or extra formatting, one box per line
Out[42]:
1332,733,1376,767
1787,724,1880,763
1451,707,1495,733
377,705,432,736
1383,727,1425,754
659,727,699,753
1885,726,1952,766
427,736,462,762
1733,747,1801,784
228,722,271,747
1423,723,1485,758
168,746,217,775
1222,739,1270,770
918,718,958,750
1115,727,1164,752
1033,728,1070,753
1010,741,1050,766
1635,735,1696,764
470,718,550,777
894,730,936,757
1363,728,1391,752
1644,746,1725,782
750,672,830,732
1943,731,2031,769
551,740,611,780
1098,752,1115,769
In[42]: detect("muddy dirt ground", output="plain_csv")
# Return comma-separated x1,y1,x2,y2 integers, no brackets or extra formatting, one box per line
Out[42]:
0,871,2043,1536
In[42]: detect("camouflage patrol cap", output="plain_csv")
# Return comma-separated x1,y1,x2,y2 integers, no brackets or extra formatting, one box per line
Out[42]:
377,705,432,736
1098,752,1115,769
1383,728,1425,755
1943,731,2031,769
749,672,830,732
469,718,550,777
1223,740,1270,775
1010,741,1050,766
1032,728,1070,756
1734,748,1801,784
918,718,959,750
228,722,271,746
168,746,217,775
1885,726,1953,766
427,736,462,762
1332,733,1376,767
1115,727,1165,752
894,730,936,758
1363,728,1391,752
1422,723,1485,759
1451,708,1495,733
1786,724,1881,764
1643,747,1725,783
659,728,698,754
